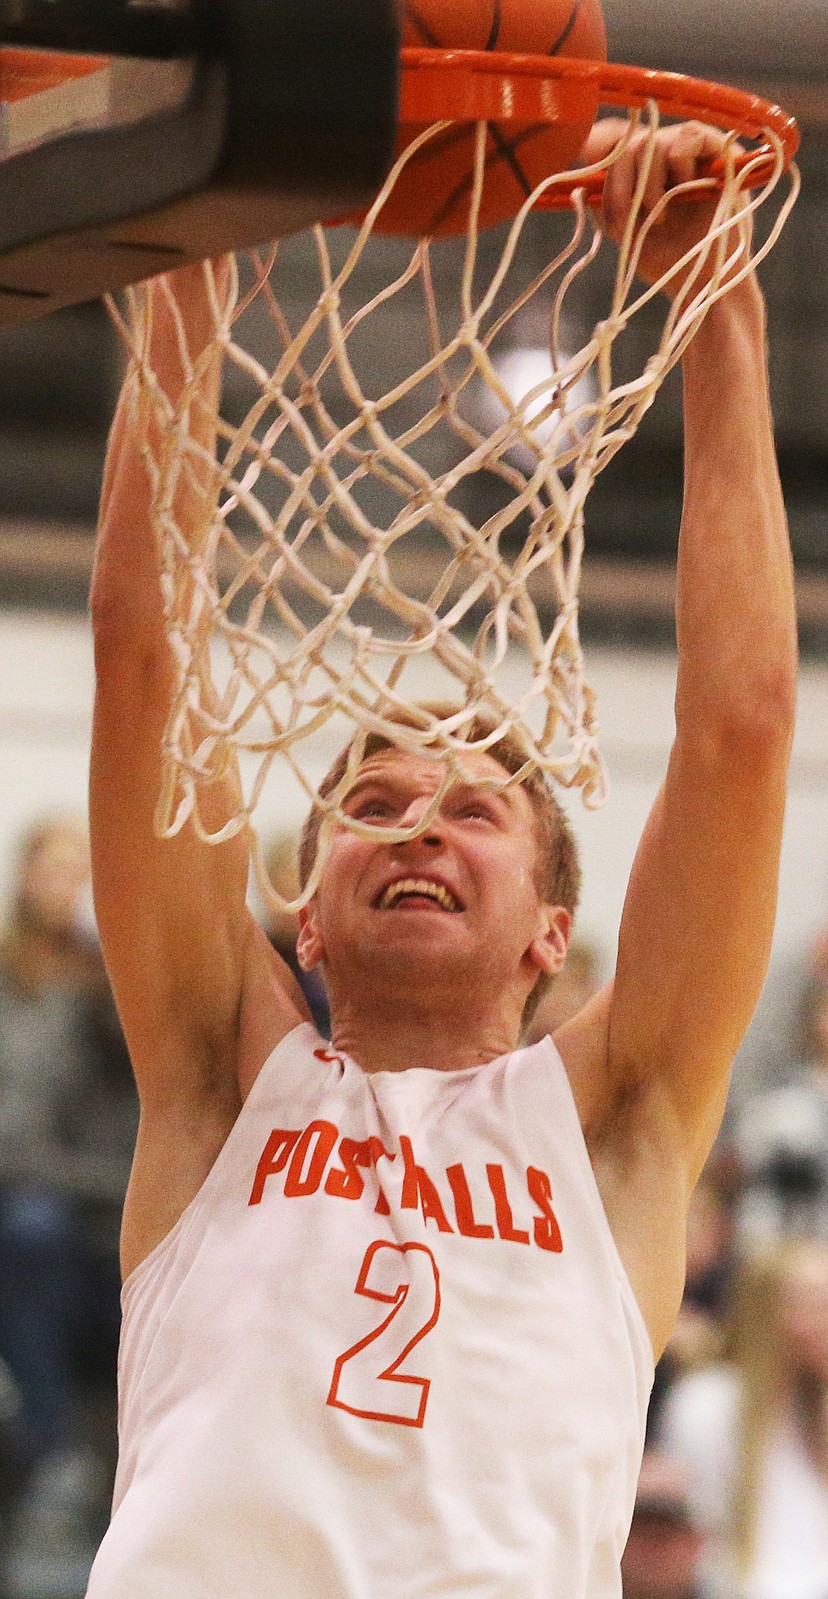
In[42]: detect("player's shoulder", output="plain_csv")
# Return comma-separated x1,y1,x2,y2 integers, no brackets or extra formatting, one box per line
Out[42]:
236,918,314,1100
553,982,615,1137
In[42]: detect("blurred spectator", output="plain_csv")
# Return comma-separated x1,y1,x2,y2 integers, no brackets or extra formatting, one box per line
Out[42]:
524,938,601,1045
0,819,96,1463
622,1451,704,1599
809,927,828,988
735,971,828,1246
0,1358,25,1510
658,1239,828,1599
1,820,98,993
649,1155,736,1440
0,817,137,1573
260,833,330,1035
728,956,811,1112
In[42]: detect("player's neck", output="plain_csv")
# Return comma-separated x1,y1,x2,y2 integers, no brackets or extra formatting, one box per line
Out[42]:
329,991,522,1076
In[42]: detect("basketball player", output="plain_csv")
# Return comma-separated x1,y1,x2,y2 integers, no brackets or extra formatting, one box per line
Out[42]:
85,121,796,1597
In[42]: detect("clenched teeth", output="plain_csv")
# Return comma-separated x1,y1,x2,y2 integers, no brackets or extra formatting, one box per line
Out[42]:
379,878,460,912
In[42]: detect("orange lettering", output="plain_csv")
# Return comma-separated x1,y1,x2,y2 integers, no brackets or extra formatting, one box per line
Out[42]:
314,1048,345,1069
370,1140,396,1216
527,1167,564,1253
446,1164,495,1239
326,1136,395,1204
416,1168,454,1233
399,1136,421,1211
486,1164,530,1245
400,1138,453,1233
325,1137,371,1201
248,1129,301,1206
284,1120,339,1197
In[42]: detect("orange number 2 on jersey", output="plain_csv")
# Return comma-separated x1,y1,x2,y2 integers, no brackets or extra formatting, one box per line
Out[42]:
327,1240,441,1427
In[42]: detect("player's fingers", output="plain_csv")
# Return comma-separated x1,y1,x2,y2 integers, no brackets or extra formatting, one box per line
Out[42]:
641,140,669,215
602,121,745,238
666,122,741,187
662,133,701,192
585,116,631,167
602,138,642,237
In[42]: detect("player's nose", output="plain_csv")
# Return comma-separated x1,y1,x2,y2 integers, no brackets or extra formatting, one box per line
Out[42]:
397,793,444,842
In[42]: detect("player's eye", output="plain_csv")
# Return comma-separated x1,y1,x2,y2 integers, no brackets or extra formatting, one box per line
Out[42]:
455,800,495,822
353,797,394,820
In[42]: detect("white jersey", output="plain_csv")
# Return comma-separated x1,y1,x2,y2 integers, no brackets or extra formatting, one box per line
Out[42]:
86,1025,653,1599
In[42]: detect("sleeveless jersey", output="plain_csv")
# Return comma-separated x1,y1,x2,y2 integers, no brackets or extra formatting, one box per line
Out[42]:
86,1025,653,1599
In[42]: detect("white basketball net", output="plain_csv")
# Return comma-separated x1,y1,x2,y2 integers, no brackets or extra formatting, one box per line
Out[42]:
108,102,798,910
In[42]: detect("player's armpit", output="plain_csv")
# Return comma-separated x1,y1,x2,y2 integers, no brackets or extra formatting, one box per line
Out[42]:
604,717,791,1183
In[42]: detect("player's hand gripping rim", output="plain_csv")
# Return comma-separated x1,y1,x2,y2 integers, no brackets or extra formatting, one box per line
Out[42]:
584,118,753,298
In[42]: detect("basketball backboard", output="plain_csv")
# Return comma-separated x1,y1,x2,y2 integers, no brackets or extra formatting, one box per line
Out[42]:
0,0,400,326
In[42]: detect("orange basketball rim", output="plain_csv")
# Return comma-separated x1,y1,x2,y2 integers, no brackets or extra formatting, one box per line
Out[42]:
342,13,800,239
396,46,800,204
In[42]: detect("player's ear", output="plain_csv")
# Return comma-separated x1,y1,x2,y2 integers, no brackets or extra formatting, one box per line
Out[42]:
527,905,571,978
296,902,325,971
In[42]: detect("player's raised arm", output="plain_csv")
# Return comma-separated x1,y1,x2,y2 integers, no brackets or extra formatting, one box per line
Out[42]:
90,264,305,1161
562,123,797,1177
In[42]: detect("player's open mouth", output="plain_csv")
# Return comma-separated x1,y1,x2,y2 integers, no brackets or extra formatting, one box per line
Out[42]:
375,877,462,913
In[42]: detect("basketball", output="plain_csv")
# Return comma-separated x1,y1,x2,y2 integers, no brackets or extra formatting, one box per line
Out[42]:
374,0,608,236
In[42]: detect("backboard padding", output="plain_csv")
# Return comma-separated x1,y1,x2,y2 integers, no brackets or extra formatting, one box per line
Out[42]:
0,0,400,324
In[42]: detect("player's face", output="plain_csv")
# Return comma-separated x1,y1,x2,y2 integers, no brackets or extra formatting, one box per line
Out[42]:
298,749,567,1005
